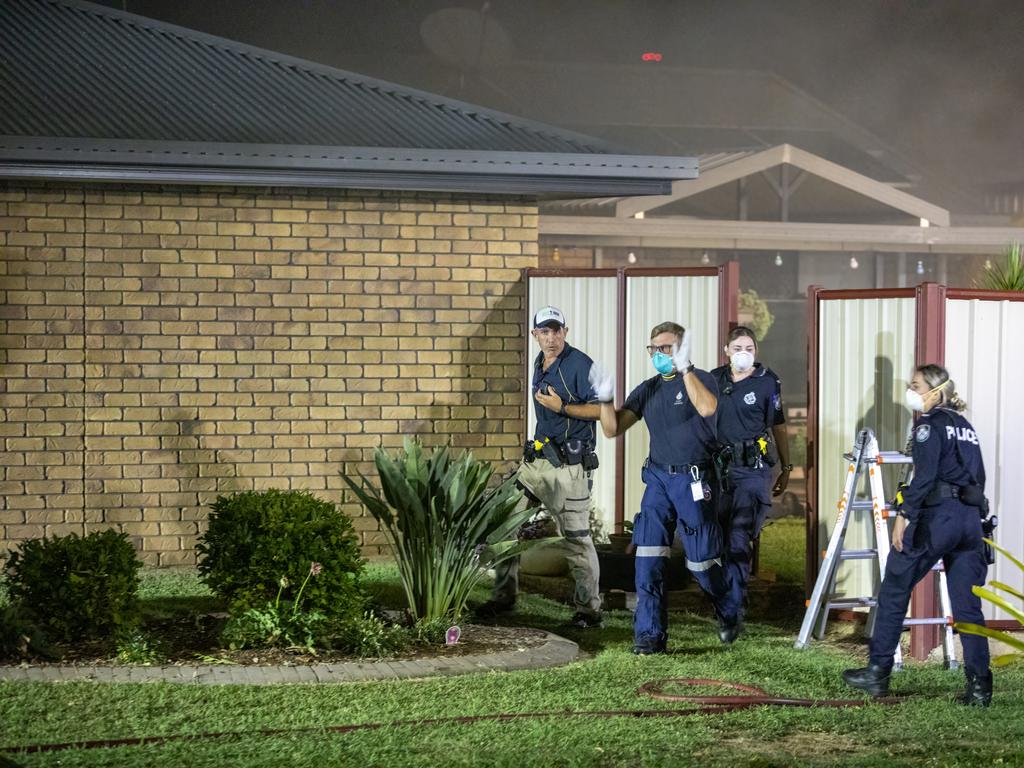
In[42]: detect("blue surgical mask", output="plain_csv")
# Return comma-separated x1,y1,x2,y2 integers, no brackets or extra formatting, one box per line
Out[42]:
652,352,674,375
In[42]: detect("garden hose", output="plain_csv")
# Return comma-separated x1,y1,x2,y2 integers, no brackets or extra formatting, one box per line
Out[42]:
1,678,901,755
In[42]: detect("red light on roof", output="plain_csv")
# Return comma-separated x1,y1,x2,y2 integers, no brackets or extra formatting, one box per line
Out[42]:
641,52,662,62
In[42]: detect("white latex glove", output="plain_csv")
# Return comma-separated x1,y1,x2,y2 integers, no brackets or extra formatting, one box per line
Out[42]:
671,331,691,372
588,362,615,403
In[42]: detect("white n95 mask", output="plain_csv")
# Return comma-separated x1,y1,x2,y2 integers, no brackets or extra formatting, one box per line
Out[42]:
905,388,925,412
730,351,754,372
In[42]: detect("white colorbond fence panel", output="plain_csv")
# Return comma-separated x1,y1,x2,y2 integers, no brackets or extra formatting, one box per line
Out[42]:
817,297,917,606
623,276,719,522
527,276,619,536
945,298,1024,622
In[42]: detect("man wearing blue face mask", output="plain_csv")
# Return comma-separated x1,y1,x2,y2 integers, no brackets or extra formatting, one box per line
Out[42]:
591,321,742,653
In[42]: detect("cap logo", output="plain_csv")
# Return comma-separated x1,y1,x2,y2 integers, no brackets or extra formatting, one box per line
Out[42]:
533,306,566,328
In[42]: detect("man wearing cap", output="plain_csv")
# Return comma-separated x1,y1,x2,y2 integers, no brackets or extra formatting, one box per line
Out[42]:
475,305,604,628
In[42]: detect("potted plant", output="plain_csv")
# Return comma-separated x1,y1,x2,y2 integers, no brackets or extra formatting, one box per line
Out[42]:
607,519,634,554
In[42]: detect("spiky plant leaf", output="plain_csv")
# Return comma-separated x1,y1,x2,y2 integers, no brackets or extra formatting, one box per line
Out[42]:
341,439,538,621
977,242,1024,291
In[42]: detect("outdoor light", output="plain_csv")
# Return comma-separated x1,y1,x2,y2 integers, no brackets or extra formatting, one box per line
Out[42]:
634,212,645,219
920,218,930,228
641,52,662,62
985,259,993,270
701,251,711,265
774,252,783,267
552,247,560,262
916,260,925,275
849,256,859,269
627,251,637,264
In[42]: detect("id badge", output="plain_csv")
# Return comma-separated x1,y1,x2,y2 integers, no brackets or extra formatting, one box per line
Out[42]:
689,466,703,501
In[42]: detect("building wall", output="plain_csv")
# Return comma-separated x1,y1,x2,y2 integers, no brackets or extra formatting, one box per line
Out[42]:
0,183,537,565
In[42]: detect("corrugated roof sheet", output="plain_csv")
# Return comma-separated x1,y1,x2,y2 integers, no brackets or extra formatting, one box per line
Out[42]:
0,0,609,154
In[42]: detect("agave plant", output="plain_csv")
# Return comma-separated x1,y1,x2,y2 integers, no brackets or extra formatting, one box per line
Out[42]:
977,242,1024,291
342,439,546,622
954,539,1024,667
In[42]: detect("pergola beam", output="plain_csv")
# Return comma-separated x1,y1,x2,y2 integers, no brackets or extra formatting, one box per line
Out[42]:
614,143,951,227
541,215,1023,254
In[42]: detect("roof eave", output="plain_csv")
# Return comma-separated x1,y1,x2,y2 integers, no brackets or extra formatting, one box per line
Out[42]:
0,137,697,197
0,162,680,198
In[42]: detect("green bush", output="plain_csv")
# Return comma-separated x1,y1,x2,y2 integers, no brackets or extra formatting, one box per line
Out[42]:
0,604,54,661
3,529,142,644
196,489,365,621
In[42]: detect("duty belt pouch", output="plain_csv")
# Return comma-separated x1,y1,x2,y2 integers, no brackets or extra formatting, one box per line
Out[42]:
540,440,564,467
523,440,537,463
582,451,599,471
563,439,584,466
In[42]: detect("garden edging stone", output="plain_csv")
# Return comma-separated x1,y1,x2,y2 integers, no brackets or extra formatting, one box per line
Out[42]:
0,630,578,685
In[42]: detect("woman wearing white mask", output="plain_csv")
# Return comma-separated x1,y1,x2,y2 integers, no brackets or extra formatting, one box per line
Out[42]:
710,326,790,617
844,364,993,706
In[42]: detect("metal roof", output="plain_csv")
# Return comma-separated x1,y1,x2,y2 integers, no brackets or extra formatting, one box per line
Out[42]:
0,0,698,195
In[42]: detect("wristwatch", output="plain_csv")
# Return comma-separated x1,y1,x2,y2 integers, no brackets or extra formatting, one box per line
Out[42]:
782,463,794,472
559,403,567,416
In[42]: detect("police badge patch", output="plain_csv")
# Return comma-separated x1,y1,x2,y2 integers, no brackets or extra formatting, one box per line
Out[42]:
744,392,757,405
915,424,931,442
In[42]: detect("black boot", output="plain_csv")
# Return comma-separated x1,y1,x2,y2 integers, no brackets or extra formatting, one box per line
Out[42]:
842,664,891,697
960,670,993,707
717,614,743,644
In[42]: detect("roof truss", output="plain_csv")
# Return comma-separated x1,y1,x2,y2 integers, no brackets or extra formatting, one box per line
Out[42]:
614,144,950,226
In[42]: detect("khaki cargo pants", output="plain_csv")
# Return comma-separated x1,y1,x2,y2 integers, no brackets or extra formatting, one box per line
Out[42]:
491,458,602,616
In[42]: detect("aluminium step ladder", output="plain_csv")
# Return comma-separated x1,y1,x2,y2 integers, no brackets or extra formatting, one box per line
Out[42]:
794,428,958,670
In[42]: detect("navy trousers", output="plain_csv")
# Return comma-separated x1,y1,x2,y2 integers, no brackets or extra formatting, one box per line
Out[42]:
719,466,773,614
869,501,991,675
632,462,740,651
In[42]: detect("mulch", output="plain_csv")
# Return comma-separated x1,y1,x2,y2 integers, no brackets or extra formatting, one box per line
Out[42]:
11,616,551,668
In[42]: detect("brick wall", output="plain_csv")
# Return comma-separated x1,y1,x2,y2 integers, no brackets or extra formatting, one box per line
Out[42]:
0,183,537,565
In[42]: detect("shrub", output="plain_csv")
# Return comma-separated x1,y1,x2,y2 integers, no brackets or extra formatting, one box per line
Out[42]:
115,628,163,665
330,612,411,658
342,438,545,622
3,529,142,644
0,604,54,661
220,561,329,651
196,489,365,621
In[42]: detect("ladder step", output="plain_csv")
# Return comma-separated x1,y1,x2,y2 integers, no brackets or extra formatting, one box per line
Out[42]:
849,500,895,511
838,549,878,560
903,617,952,626
825,598,878,609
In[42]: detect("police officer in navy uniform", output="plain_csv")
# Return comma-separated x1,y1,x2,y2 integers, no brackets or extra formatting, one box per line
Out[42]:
476,305,604,628
711,326,791,618
843,364,993,705
591,321,742,653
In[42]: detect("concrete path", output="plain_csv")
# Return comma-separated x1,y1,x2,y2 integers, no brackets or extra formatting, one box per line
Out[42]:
0,630,579,685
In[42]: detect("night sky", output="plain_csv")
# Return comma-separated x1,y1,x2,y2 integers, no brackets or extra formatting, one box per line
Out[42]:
97,0,1024,195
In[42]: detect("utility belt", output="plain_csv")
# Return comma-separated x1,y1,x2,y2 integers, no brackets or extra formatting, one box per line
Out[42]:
646,458,710,477
923,481,988,512
713,432,778,471
524,437,598,470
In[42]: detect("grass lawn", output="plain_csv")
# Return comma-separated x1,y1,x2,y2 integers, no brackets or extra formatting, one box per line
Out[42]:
758,516,806,584
1,566,1022,767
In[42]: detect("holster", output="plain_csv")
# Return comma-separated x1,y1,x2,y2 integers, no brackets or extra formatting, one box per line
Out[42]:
981,514,999,565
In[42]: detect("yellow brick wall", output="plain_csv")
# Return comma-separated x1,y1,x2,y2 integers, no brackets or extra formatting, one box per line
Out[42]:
0,183,537,565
